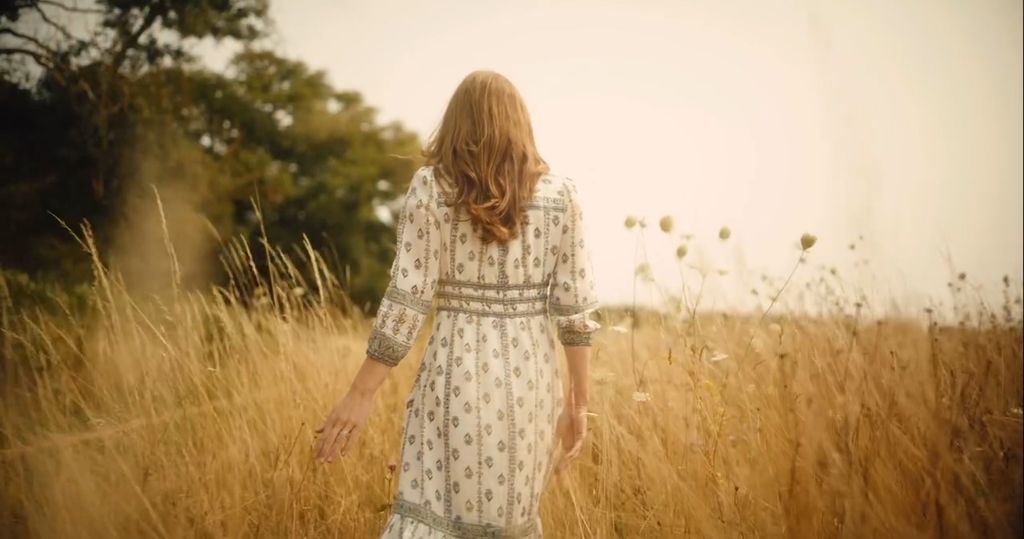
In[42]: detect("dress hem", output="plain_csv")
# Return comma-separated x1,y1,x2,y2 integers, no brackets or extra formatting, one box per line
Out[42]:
379,498,540,539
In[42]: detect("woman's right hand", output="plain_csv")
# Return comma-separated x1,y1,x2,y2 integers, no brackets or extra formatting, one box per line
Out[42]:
554,403,589,473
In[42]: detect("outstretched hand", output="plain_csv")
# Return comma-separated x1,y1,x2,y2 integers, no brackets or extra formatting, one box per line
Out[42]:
314,390,374,463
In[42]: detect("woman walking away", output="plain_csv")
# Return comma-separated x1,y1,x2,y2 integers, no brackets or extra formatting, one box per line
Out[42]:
313,70,600,538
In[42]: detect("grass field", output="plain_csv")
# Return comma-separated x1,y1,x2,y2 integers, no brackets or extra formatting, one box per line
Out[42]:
1,225,1021,538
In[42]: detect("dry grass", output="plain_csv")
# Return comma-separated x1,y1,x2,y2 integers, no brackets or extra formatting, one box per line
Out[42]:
0,225,1021,538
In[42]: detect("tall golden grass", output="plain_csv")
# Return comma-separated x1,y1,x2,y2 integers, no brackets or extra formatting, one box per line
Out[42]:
0,216,1021,538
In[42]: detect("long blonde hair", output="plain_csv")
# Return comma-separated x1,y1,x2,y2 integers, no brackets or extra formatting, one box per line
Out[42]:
424,70,549,244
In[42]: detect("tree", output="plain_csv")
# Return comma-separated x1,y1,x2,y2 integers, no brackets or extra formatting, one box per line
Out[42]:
1,0,270,197
0,1,423,309
129,50,422,304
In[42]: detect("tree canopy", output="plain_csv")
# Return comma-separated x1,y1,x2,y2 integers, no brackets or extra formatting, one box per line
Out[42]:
0,0,422,308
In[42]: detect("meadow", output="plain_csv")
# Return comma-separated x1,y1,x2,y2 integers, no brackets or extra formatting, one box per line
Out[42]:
0,220,1021,538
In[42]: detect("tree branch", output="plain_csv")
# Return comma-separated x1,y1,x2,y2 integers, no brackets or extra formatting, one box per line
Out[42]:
109,5,163,73
0,27,58,55
0,46,52,68
32,4,84,43
35,0,104,15
0,46,67,85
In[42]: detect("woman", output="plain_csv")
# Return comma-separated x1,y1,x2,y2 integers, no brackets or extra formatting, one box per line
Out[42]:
313,70,600,538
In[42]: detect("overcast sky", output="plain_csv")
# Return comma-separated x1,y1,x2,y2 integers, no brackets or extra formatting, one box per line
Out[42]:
206,0,1023,314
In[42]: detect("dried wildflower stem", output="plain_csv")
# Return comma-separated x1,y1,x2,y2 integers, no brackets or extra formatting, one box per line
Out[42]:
688,271,708,335
741,254,803,360
630,229,641,391
634,225,670,390
676,260,693,321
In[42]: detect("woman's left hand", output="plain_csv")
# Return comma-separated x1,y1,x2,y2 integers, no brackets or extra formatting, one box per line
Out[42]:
314,389,374,463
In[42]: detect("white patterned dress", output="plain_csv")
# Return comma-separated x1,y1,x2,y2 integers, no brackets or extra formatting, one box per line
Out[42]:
365,166,600,538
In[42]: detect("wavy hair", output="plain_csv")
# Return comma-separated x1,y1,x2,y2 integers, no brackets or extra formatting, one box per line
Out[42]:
424,70,549,244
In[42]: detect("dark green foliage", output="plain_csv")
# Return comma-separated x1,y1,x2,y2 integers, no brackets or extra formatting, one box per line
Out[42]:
0,0,421,309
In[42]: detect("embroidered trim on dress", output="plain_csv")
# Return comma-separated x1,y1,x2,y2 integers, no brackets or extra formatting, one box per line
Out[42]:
391,498,538,538
436,193,566,214
366,328,410,366
439,279,549,291
435,279,551,318
384,285,433,314
436,304,548,318
558,327,593,346
437,292,548,305
548,301,599,317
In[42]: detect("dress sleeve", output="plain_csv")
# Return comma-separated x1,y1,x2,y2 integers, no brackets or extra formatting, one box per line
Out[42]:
365,167,441,366
549,178,601,346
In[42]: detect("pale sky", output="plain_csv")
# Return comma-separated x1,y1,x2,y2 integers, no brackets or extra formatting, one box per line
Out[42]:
207,0,1023,315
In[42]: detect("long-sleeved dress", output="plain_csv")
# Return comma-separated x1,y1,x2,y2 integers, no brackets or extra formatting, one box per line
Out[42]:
367,165,600,539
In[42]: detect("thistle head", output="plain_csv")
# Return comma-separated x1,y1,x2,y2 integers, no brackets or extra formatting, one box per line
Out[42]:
800,233,817,251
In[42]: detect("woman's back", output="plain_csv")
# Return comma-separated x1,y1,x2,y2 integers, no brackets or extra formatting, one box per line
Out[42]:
370,165,599,536
365,165,599,367
435,165,597,316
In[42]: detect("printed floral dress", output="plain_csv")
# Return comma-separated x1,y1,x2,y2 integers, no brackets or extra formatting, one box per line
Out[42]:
366,166,600,539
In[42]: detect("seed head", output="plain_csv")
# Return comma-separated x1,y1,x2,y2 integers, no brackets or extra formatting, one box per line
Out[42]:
800,233,817,251
718,226,731,241
635,263,653,282
676,244,688,259
659,216,674,233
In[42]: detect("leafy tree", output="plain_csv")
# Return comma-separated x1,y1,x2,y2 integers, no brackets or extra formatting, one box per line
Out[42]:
0,1,422,308
1,0,270,196
129,50,422,303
